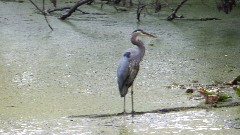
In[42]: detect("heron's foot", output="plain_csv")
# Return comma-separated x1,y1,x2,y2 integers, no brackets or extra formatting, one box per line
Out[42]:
131,111,136,117
120,111,127,115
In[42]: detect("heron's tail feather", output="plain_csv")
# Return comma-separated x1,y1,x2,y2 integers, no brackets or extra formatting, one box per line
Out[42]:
120,86,128,97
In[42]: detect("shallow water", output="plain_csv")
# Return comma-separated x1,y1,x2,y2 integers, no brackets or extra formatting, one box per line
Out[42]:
0,0,240,134
1,108,240,134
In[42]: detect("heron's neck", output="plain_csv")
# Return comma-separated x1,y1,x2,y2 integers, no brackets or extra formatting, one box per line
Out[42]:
131,34,145,58
131,34,143,46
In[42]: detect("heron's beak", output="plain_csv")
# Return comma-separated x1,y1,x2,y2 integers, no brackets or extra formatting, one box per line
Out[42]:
141,31,157,38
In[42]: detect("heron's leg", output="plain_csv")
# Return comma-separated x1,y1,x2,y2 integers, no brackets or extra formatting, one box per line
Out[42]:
123,96,126,113
131,82,135,114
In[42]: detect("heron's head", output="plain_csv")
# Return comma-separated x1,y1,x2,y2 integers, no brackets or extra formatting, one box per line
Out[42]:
132,29,156,38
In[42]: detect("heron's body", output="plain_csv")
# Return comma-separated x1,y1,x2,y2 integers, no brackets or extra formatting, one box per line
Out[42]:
117,29,155,114
117,38,145,97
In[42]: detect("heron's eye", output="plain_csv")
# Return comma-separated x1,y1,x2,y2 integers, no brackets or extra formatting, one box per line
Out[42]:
133,29,143,33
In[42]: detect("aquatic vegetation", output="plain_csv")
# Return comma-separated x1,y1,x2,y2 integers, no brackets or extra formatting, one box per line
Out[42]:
197,87,232,104
233,86,240,97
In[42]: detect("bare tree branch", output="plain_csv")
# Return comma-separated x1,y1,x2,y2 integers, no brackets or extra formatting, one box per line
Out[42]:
167,0,188,21
29,0,45,14
136,0,146,22
29,0,53,31
59,0,93,20
43,0,53,31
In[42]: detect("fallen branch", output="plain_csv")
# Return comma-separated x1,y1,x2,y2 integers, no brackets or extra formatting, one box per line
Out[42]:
68,101,240,118
176,17,221,21
60,0,93,20
29,0,53,31
167,0,188,21
190,17,221,21
47,7,88,14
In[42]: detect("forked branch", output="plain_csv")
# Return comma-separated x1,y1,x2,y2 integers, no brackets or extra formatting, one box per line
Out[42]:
167,0,188,21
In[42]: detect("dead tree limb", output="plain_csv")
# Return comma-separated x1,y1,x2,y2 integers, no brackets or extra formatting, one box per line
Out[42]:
59,0,93,20
68,101,240,118
29,0,45,14
43,0,53,31
29,0,53,31
136,1,146,22
47,7,88,14
86,0,94,5
167,0,188,21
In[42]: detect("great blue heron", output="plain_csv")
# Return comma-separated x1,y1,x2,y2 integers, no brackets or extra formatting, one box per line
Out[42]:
117,29,156,114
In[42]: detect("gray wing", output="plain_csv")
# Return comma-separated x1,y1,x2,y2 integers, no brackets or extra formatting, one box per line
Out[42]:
117,52,139,97
117,52,130,93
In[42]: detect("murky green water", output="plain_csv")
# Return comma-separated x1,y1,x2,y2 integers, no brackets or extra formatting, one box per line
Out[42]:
0,0,240,134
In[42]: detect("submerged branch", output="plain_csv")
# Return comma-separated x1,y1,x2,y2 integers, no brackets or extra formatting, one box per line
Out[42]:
184,17,221,21
68,101,240,118
169,17,221,21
